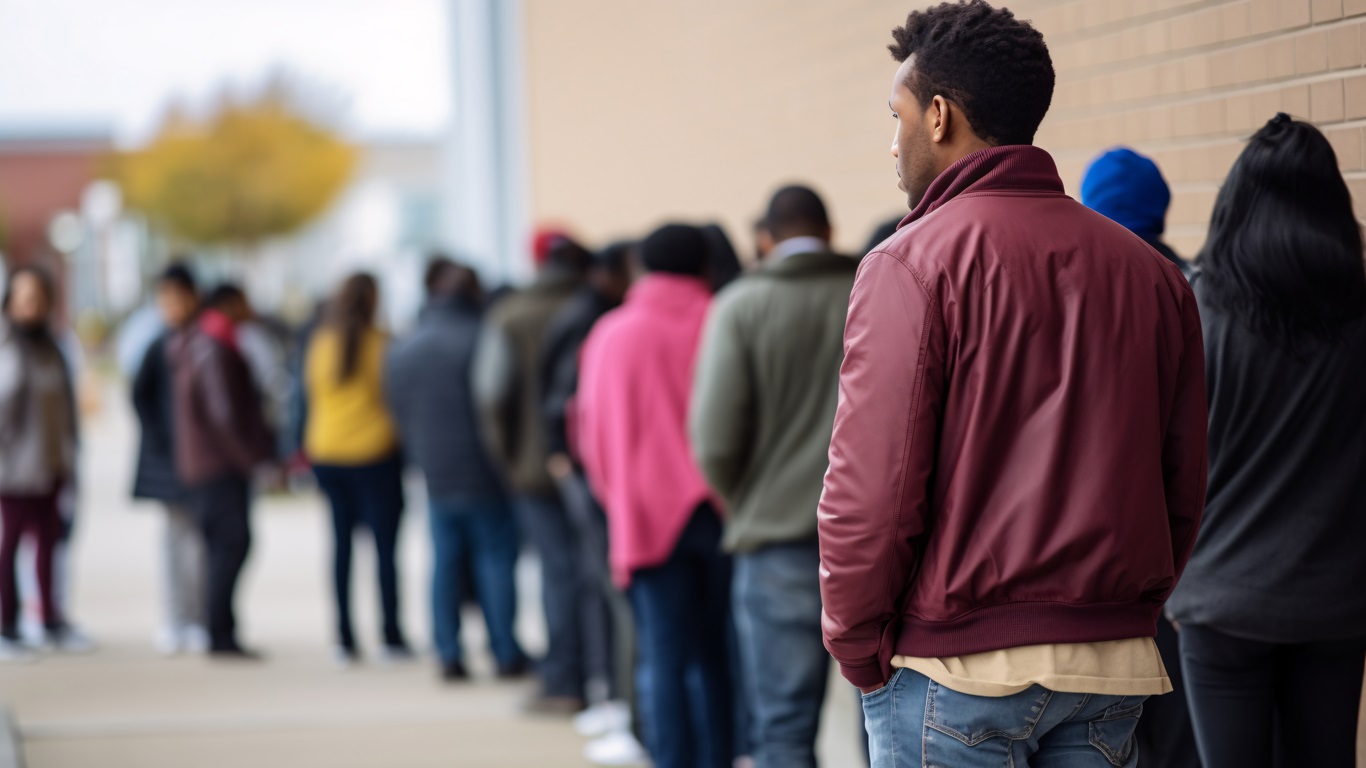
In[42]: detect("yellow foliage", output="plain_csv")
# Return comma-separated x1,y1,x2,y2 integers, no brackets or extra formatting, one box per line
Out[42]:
115,92,356,246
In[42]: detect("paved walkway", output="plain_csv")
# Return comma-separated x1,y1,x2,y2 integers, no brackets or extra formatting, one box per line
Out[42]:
0,382,863,767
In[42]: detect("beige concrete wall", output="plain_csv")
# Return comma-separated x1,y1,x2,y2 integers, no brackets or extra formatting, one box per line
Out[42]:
522,0,1366,261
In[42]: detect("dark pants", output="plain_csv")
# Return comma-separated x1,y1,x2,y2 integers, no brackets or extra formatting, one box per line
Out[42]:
556,471,624,702
428,494,523,667
733,540,829,768
188,474,252,651
0,488,63,636
1180,623,1366,768
313,456,407,650
628,505,734,768
1136,618,1200,768
513,493,584,699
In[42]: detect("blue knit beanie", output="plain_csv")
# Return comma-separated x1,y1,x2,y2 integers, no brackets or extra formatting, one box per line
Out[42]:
1080,148,1171,241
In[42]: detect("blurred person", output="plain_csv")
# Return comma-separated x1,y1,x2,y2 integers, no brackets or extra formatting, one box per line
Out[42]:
473,230,591,714
305,273,411,665
386,257,527,682
700,223,744,290
576,224,733,768
1082,147,1194,280
819,5,1206,768
170,283,276,658
539,241,647,763
0,266,82,658
751,218,773,264
1082,147,1200,768
208,285,290,459
1166,114,1366,768
862,216,903,255
691,184,858,768
132,264,208,655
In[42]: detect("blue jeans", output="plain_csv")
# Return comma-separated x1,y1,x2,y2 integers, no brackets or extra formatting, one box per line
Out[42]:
313,457,406,650
862,669,1146,768
628,505,734,768
428,495,524,668
733,540,829,768
512,493,584,698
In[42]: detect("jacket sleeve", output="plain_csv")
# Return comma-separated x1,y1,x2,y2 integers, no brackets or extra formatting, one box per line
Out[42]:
573,329,611,504
818,252,945,689
538,319,580,459
472,321,519,470
198,345,263,474
131,340,167,454
689,297,754,502
1163,291,1208,585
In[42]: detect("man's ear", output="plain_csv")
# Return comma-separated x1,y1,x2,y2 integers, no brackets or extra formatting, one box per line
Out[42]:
929,95,950,145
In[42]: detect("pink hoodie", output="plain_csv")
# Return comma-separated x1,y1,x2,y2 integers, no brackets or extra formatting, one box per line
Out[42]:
576,273,716,587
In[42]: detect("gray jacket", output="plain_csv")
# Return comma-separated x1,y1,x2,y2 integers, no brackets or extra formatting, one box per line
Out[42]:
386,298,504,500
0,322,78,495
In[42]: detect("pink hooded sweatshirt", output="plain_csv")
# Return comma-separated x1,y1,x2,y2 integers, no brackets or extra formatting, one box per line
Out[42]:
576,273,716,587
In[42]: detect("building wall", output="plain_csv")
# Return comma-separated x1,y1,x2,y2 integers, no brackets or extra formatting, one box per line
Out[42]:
522,0,1366,262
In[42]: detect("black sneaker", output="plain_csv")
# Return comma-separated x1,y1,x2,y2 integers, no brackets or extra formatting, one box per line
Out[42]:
496,657,532,680
441,660,469,682
209,644,265,662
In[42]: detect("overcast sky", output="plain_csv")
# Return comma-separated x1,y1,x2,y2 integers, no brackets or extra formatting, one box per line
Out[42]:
0,0,453,145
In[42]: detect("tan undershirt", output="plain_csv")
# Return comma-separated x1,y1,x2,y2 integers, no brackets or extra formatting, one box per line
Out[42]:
893,638,1172,698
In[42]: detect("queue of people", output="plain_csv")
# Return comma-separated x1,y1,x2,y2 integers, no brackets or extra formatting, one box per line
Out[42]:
1,3,1363,766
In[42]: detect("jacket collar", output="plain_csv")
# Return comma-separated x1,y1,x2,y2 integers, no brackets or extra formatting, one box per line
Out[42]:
763,249,856,277
625,273,712,311
900,145,1065,229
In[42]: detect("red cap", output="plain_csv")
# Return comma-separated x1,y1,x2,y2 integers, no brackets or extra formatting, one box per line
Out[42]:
531,226,572,268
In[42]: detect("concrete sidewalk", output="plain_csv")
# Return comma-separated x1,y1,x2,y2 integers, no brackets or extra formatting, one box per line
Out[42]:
0,382,864,767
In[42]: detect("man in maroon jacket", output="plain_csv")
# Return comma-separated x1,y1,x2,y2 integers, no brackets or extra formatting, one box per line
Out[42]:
817,3,1207,766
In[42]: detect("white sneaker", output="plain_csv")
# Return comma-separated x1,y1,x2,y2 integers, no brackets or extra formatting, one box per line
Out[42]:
0,637,36,664
155,626,182,656
181,625,210,654
584,729,650,766
334,646,360,668
574,700,633,738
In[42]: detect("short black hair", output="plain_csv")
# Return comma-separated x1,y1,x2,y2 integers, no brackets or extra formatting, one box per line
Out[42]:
763,185,830,242
424,254,457,296
157,263,197,295
546,237,593,273
205,283,246,310
640,224,708,277
1199,113,1366,347
593,241,634,274
889,0,1054,146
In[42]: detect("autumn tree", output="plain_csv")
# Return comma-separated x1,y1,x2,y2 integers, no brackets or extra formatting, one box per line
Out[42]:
116,85,356,249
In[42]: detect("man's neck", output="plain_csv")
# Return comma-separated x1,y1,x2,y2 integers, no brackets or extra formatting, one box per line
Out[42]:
766,235,830,264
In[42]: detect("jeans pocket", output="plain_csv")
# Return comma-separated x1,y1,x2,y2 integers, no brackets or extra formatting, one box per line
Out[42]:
924,681,1052,746
861,667,905,703
1087,696,1145,768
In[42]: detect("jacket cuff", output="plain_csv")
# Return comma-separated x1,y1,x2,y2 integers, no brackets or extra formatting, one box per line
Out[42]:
838,658,886,689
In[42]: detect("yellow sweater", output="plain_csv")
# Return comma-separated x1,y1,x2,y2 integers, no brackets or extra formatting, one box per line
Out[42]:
304,328,399,466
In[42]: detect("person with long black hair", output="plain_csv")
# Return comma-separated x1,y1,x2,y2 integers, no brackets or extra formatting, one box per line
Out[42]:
305,273,411,665
0,265,81,659
1167,113,1366,768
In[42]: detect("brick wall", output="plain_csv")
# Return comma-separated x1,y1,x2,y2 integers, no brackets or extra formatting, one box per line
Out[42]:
1033,0,1366,259
522,0,1362,261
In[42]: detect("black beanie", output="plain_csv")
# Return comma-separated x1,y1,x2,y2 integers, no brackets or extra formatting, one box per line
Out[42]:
640,224,707,276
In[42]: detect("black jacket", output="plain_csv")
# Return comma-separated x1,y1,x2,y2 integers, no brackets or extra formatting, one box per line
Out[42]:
1167,277,1366,642
386,297,504,499
131,334,187,502
539,286,618,459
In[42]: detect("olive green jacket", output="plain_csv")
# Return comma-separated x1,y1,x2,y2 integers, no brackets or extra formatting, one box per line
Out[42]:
690,249,858,553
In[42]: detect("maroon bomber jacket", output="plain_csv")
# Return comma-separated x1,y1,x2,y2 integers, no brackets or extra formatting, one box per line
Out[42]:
817,145,1208,689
